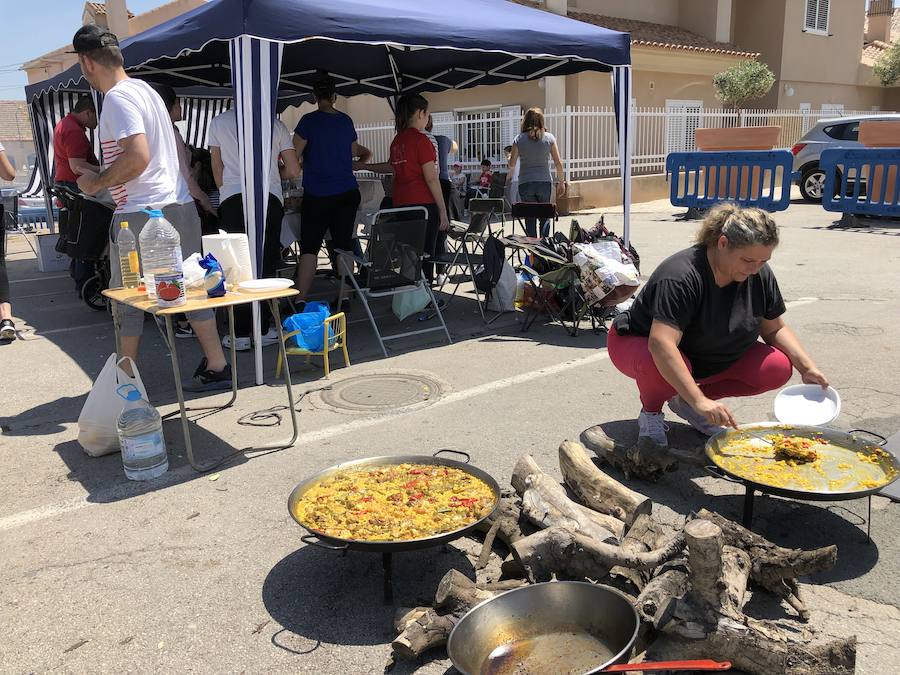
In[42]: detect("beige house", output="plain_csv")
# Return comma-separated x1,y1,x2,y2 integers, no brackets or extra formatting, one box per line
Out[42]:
0,101,36,182
22,0,206,84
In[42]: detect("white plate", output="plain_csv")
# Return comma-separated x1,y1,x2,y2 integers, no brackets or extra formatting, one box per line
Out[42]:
238,278,294,292
774,384,841,426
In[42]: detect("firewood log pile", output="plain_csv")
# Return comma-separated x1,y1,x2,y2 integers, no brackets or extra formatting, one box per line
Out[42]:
390,439,857,674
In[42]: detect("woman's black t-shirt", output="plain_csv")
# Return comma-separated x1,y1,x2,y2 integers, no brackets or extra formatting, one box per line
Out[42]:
612,245,786,378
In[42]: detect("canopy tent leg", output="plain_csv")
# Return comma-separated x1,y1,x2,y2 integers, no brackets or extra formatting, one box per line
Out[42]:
230,36,284,385
612,66,633,248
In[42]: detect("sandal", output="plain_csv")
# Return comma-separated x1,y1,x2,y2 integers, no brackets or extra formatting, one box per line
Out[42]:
0,319,15,341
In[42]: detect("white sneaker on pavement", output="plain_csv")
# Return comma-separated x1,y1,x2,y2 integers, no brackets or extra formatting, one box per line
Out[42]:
667,395,724,436
258,328,281,347
637,410,669,447
222,334,252,351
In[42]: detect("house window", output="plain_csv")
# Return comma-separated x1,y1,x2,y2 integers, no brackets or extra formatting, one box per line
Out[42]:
804,0,829,35
455,106,521,164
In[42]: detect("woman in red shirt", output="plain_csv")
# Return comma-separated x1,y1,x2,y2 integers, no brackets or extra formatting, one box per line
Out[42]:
389,94,449,283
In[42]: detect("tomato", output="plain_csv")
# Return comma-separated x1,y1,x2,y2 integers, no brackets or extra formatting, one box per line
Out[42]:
408,469,424,475
402,479,419,489
360,496,373,502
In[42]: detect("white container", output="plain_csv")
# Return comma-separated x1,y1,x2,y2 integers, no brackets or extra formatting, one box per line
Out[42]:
116,384,168,480
202,232,253,284
36,232,69,272
139,209,185,307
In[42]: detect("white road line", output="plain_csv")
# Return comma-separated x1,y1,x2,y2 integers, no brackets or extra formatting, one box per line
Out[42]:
0,297,821,532
9,274,70,284
22,322,110,337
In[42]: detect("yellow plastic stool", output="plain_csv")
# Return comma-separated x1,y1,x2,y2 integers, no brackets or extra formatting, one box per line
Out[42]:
275,312,349,379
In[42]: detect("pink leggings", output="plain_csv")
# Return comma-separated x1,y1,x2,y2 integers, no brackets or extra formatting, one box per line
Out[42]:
607,326,793,413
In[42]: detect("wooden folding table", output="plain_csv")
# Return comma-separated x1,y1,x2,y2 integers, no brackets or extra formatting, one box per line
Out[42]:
103,286,300,471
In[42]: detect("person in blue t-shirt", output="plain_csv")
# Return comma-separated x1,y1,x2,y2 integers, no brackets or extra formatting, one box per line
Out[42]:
292,74,372,306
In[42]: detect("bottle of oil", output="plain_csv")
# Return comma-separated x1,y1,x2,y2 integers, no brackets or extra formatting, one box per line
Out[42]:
117,221,140,289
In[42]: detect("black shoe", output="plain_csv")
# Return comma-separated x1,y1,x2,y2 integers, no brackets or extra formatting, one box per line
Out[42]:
174,323,195,339
182,358,233,392
417,298,447,322
0,319,15,341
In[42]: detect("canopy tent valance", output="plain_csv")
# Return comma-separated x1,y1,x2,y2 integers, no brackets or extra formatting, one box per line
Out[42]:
26,0,633,382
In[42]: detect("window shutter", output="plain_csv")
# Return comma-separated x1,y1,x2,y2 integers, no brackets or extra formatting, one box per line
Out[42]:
804,0,828,32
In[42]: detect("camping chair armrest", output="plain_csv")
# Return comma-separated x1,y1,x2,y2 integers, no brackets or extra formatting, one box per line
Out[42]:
281,328,302,341
333,248,371,267
518,264,539,277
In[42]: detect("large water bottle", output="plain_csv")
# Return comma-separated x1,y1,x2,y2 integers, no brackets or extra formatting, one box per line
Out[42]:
117,221,140,289
138,208,186,307
116,384,168,480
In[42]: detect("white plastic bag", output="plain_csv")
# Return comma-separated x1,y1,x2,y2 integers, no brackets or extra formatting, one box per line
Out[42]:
77,354,149,457
392,285,431,321
486,262,516,312
182,252,205,289
573,251,640,307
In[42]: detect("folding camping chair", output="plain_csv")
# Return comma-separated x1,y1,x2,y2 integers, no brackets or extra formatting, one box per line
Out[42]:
467,198,507,239
431,210,499,323
511,202,558,238
335,206,452,358
502,236,588,337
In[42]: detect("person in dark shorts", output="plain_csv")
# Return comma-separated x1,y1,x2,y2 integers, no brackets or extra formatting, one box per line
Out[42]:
0,142,16,341
292,74,371,309
608,204,828,449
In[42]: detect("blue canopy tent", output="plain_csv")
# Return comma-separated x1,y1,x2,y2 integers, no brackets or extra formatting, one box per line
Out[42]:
26,0,633,379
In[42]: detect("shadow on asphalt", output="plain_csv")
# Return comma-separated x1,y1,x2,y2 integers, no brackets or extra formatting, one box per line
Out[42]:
261,542,474,650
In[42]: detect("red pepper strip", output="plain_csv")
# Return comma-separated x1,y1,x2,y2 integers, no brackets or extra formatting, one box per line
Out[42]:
408,469,425,475
360,496,374,502
403,480,418,489
410,492,424,500
354,510,370,516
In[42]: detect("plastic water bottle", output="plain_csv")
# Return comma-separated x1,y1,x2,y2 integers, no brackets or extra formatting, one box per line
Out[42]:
116,384,168,481
138,208,186,307
117,221,140,289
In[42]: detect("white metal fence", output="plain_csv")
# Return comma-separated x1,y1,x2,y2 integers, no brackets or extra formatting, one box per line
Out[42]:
356,106,893,181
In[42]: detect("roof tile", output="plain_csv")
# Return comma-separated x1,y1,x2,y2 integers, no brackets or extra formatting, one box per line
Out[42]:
509,0,758,58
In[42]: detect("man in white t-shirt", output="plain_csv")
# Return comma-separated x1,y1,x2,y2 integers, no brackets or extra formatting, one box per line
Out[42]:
72,25,230,391
207,108,299,351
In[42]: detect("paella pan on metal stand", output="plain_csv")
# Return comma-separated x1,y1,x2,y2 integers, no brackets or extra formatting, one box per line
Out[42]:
705,423,900,542
287,449,500,604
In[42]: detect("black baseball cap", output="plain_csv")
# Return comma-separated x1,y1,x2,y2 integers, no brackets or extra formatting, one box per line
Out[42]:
69,24,120,53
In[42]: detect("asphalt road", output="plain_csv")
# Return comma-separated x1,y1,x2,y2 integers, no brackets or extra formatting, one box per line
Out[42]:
1,195,899,674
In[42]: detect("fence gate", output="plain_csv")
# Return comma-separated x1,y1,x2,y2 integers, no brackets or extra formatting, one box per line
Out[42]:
665,100,703,155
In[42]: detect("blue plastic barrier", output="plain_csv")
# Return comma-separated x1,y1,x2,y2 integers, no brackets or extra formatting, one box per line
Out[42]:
666,150,794,213
821,148,900,222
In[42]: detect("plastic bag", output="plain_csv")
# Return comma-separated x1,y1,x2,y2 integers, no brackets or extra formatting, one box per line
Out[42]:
392,285,431,321
486,262,516,312
77,354,149,457
282,301,332,352
182,252,205,289
573,249,640,307
198,252,226,297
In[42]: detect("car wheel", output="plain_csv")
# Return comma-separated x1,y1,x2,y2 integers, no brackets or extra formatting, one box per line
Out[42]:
799,167,828,202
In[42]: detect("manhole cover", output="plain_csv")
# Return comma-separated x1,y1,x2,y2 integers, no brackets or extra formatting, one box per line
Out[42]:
317,372,447,414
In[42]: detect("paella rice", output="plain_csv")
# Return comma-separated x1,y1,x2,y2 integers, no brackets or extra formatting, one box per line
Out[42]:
293,463,496,541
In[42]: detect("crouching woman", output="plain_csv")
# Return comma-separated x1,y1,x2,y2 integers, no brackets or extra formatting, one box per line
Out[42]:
608,204,828,448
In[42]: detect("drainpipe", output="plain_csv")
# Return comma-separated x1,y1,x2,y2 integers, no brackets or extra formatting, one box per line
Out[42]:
543,0,567,158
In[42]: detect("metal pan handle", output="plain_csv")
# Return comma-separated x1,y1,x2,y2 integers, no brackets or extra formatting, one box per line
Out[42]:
705,465,745,485
301,534,349,552
848,429,887,446
433,448,471,463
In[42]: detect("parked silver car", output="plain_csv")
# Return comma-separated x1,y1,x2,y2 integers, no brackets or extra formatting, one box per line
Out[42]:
792,113,900,202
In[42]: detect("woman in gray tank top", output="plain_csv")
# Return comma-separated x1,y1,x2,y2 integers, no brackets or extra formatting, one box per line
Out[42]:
507,107,566,237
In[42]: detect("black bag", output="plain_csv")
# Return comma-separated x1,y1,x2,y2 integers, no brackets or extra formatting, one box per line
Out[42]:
474,235,506,303
55,191,114,261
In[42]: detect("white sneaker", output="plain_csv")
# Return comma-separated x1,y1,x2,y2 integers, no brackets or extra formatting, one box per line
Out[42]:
435,273,448,287
668,395,723,436
222,335,252,351
258,328,281,347
638,410,669,447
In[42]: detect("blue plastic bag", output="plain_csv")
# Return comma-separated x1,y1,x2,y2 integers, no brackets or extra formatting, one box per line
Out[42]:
282,301,332,352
